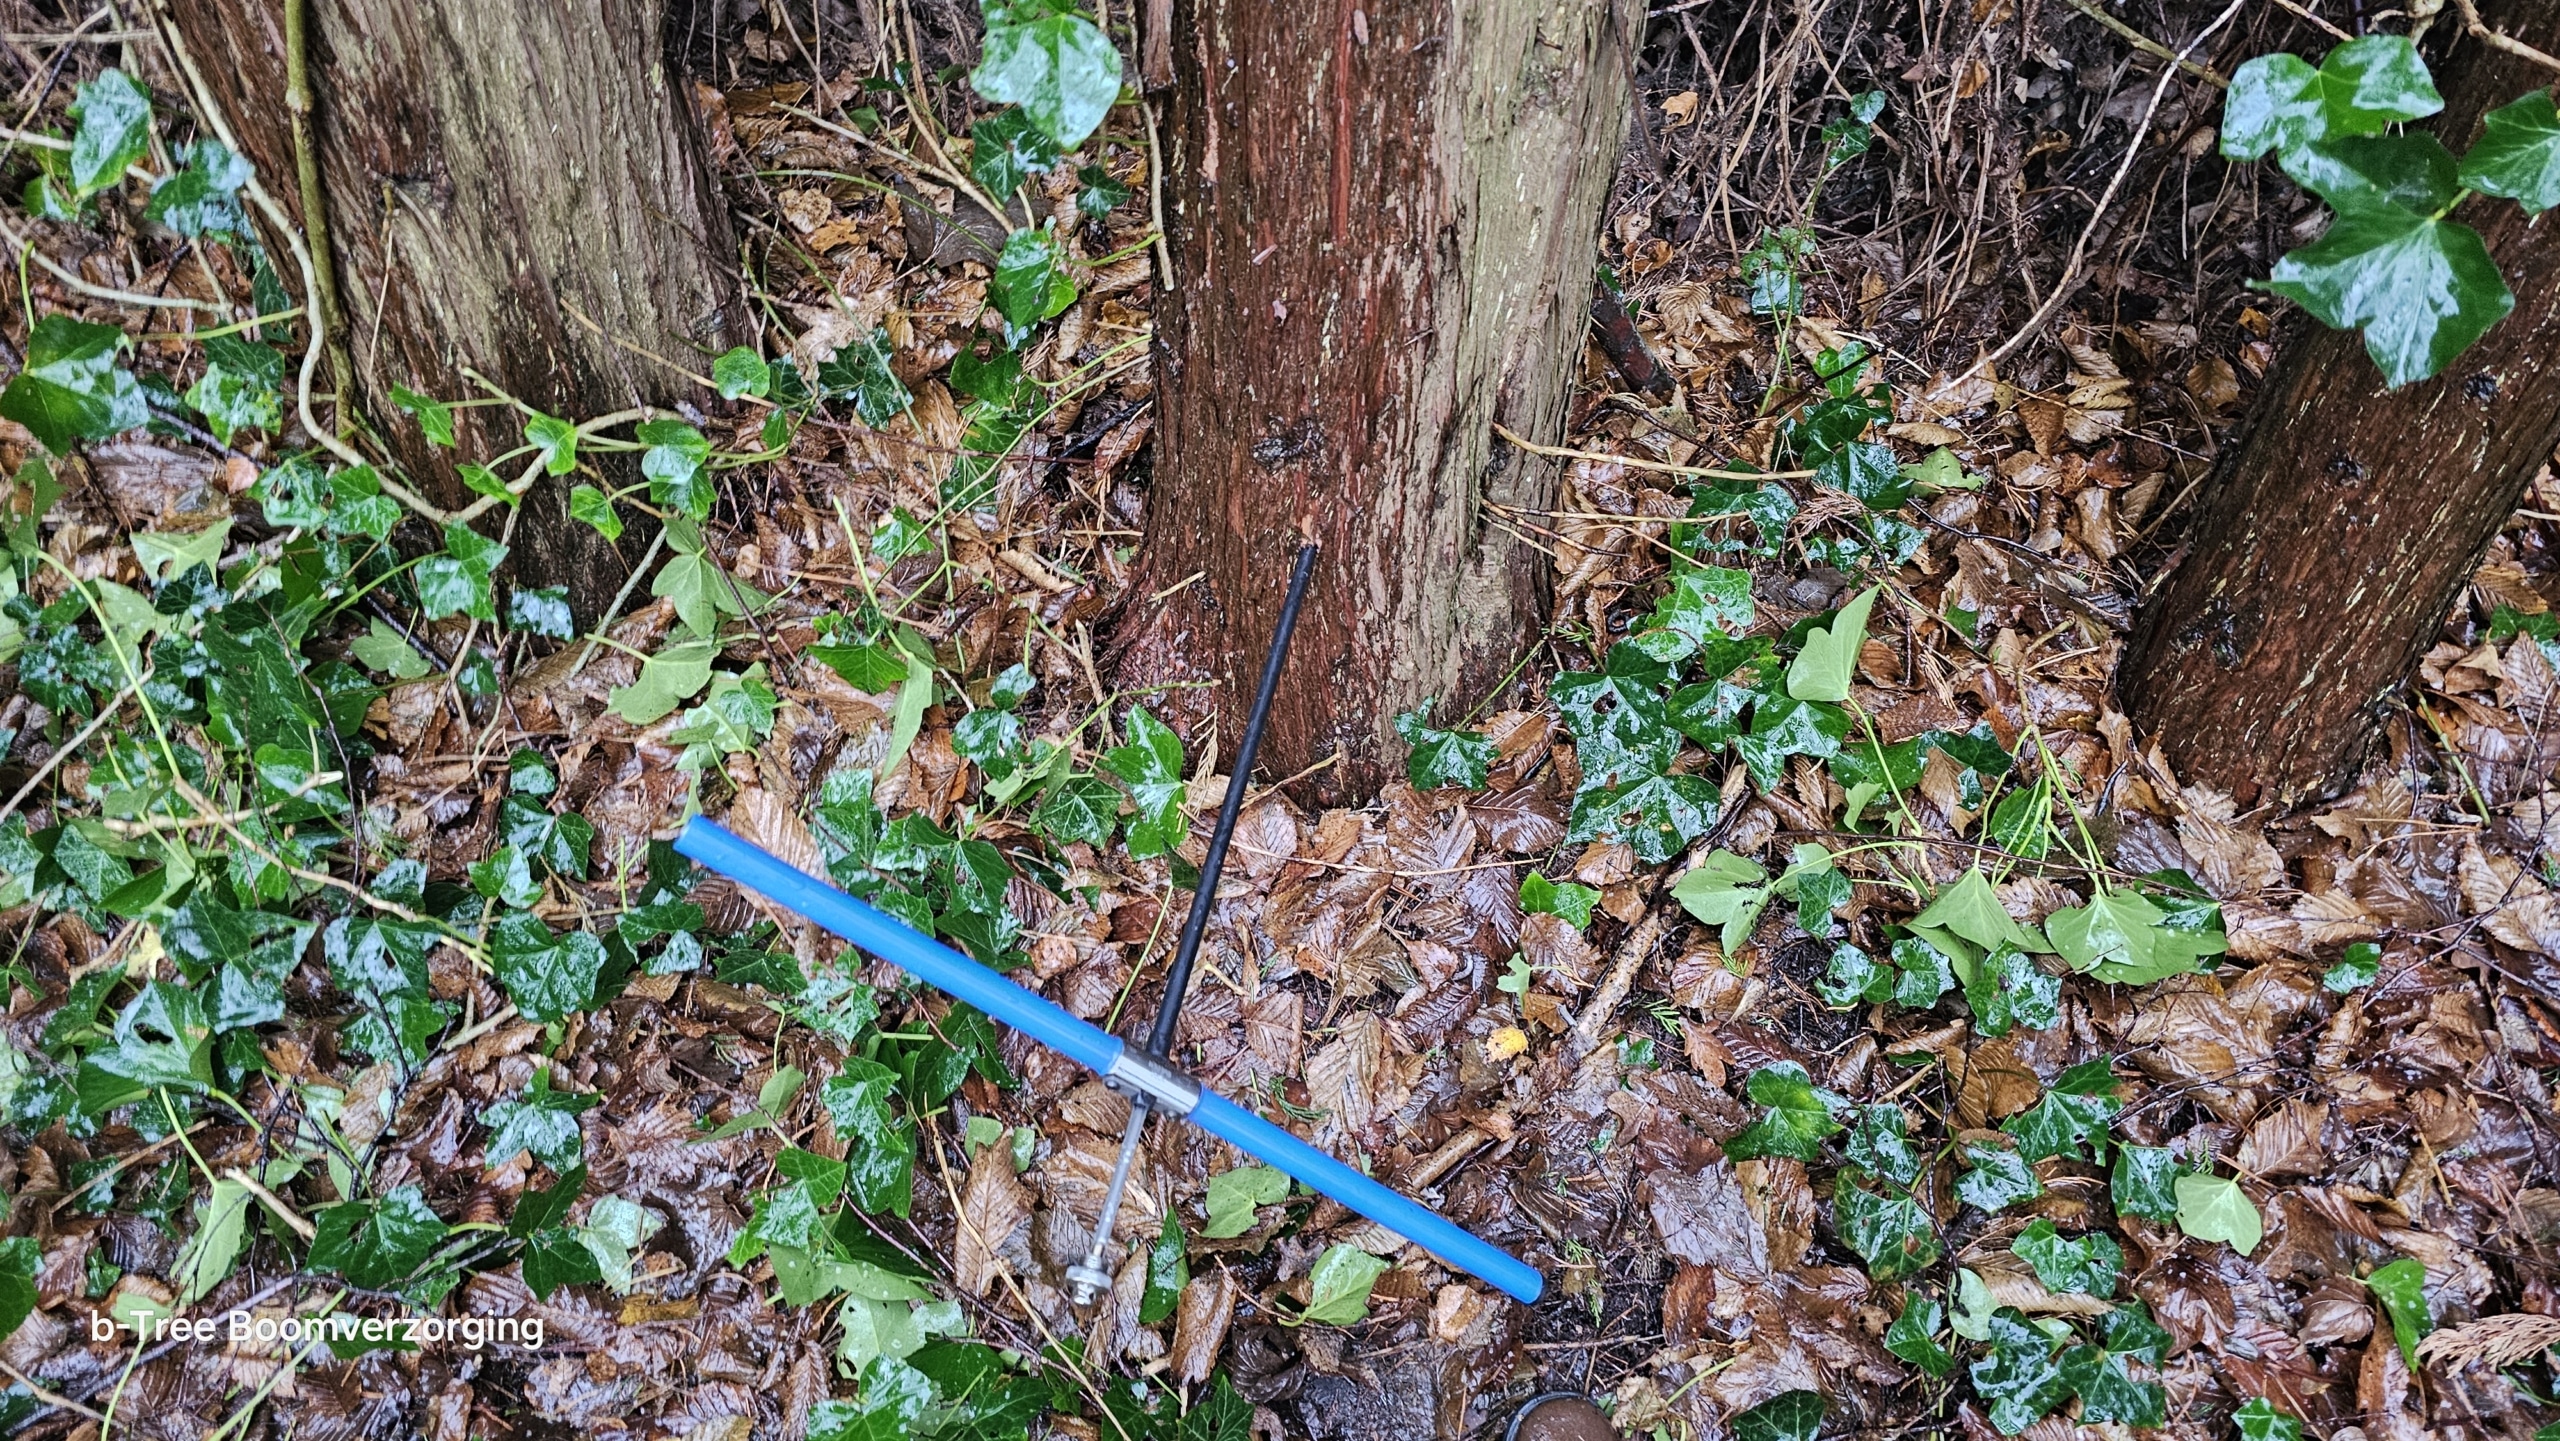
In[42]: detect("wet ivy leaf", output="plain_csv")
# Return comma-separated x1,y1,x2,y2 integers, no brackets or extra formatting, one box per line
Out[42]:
67,69,151,196
814,329,912,427
1138,1212,1187,1326
2324,939,2380,992
178,353,280,448
1520,873,1600,929
1297,1243,1391,1326
0,315,148,453
1889,935,1955,1008
524,413,579,474
2221,36,2442,161
390,384,456,447
1033,773,1120,848
1913,868,2045,954
971,0,1122,150
824,1059,916,1217
1846,1104,1923,1186
502,793,594,878
713,347,773,400
1838,1182,1939,1280
1554,642,1682,785
2111,1144,2184,1222
145,138,253,236
1956,1141,2043,1212
2279,132,2459,214
1966,943,2062,1038
520,1226,604,1300
76,982,213,1111
1202,1164,1288,1239
2004,1059,2119,1163
2235,1398,2305,1441
606,636,718,724
2460,90,2560,214
1103,706,1187,859
2012,1219,2121,1296
568,484,623,540
1819,943,1893,1007
2263,199,2511,388
1671,850,1772,955
1785,584,1880,702
1565,770,1718,865
468,844,541,910
2364,1256,2432,1365
1969,1309,2072,1435
2062,1342,2164,1427
990,227,1079,335
308,1185,449,1289
489,912,609,1024
971,106,1063,196
1885,1293,1953,1377
414,523,508,622
483,1067,598,1172
508,585,574,640
1076,161,1131,218
1815,441,1908,511
1726,1062,1846,1162
2173,1172,2262,1256
1736,693,1848,792
1395,701,1492,790
1633,563,1753,661
1731,1390,1825,1441
639,418,713,517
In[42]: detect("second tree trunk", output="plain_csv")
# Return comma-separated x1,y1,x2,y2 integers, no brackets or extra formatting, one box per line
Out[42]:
1119,0,1638,802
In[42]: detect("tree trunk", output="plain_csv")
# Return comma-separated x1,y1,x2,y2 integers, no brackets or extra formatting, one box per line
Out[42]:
1117,0,1638,803
165,0,741,617
2119,1,2560,809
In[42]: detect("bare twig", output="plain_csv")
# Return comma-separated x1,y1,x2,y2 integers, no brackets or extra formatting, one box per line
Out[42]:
2060,0,2229,86
1493,421,1816,481
2450,0,2560,75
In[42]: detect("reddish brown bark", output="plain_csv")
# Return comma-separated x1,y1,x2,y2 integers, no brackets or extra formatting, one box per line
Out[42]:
166,0,741,616
1115,0,1639,803
2120,0,2560,808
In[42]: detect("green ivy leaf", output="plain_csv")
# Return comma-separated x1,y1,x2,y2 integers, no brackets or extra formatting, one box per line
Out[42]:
713,346,772,400
2460,90,2560,214
814,330,912,427
1671,850,1772,956
1296,1243,1390,1326
1731,1390,1825,1441
1815,440,1909,511
0,315,148,453
1845,1104,1923,1186
652,551,748,637
569,484,623,540
2363,1256,2432,1366
1965,943,2062,1038
2173,1172,2262,1255
971,0,1123,150
483,1067,599,1172
2280,132,2459,214
1565,770,1719,865
67,69,151,197
1884,1294,1953,1377
2264,198,2512,388
990,226,1080,334
2235,1398,2305,1441
1785,584,1879,702
2012,1218,2121,1296
639,418,714,517
823,1059,917,1216
2111,1144,2184,1222
1888,934,1956,1008
1520,873,1600,929
2324,939,2381,992
1726,1062,1846,1163
1633,563,1753,661
1203,1164,1288,1239
971,106,1064,197
307,1185,449,1290
524,412,579,474
2003,1059,2119,1163
1835,1181,1939,1280
1912,868,2045,955
1956,1141,2044,1212
1032,773,1121,848
606,637,718,725
144,138,253,236
508,585,574,640
2221,36,2442,161
391,384,457,447
2061,1341,2165,1428
1394,701,1493,790
488,912,610,1024
1969,1309,2072,1436
1819,942,1892,1007
414,522,509,622
1555,642,1682,785
1138,1212,1187,1326
1102,706,1188,859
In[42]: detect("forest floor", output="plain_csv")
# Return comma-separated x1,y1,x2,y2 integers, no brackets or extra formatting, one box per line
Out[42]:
0,0,2554,1439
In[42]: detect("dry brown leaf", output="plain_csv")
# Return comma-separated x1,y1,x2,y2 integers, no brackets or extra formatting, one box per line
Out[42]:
954,1142,1032,1298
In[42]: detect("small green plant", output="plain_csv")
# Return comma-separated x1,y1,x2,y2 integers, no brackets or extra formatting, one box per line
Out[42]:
2223,34,2560,385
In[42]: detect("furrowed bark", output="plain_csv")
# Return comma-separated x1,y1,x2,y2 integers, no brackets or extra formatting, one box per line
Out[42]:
2119,0,2560,809
166,0,742,617
1118,0,1638,803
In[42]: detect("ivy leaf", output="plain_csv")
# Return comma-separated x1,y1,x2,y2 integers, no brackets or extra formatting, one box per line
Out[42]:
1736,692,1849,792
1785,584,1879,702
2173,1172,2262,1255
1835,1181,1939,1280
1554,642,1682,785
2279,132,2459,214
1726,1062,1846,1162
2061,1341,2165,1428
414,523,509,622
1912,868,2045,955
606,637,718,725
2263,198,2512,388
1138,1213,1187,1326
1033,773,1121,848
1394,701,1493,790
639,418,714,518
508,585,574,640
488,912,610,1024
990,226,1080,335
1846,1104,1923,1186
652,551,747,637
1565,770,1719,865
1969,1309,2073,1436
144,138,253,236
524,413,579,474
1965,942,2062,1037
2363,1256,2432,1366
1815,441,1909,511
1102,706,1188,859
1885,1294,1953,1377
1077,161,1131,218
1818,942,1893,1007
2003,1059,2119,1163
1520,873,1600,929
1633,563,1753,661
971,0,1123,150
2461,90,2560,214
2012,1219,2122,1296
1888,934,1955,1008
1956,1141,2044,1212
2324,939,2381,992
1297,1243,1390,1326
390,384,457,447
813,329,912,427
713,347,772,399
1202,1164,1288,1239
2221,36,2442,161
970,106,1063,197
823,1059,916,1216
2111,1144,2185,1222
2235,1398,2305,1441
483,1067,599,1172
307,1185,449,1290
67,69,151,197
0,315,148,453
172,1178,253,1305
1731,1390,1825,1441
569,484,623,540
1671,850,1772,955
